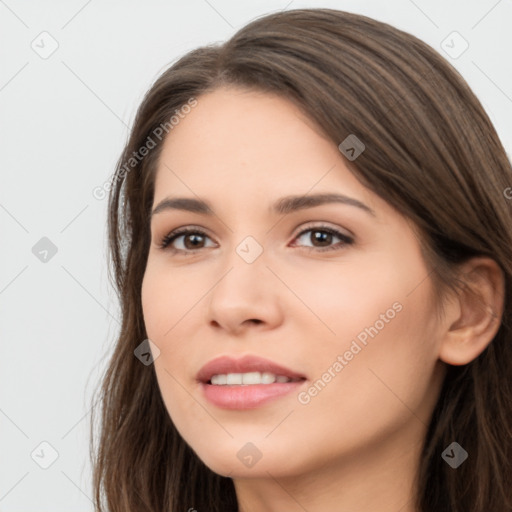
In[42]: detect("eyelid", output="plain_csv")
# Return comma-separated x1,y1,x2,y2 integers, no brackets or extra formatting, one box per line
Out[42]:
157,224,215,249
292,220,354,240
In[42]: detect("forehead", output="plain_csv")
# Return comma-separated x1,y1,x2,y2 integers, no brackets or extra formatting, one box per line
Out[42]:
152,86,378,215
157,87,329,168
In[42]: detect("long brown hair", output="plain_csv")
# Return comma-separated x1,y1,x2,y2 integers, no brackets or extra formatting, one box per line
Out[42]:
90,8,512,511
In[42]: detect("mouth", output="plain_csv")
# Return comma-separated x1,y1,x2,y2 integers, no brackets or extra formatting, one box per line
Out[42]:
206,371,305,386
197,355,307,410
197,354,307,383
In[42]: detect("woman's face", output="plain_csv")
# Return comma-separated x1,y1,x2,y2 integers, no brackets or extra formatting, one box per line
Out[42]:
141,86,447,479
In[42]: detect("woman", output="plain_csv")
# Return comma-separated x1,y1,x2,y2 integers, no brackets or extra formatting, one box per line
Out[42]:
90,8,512,511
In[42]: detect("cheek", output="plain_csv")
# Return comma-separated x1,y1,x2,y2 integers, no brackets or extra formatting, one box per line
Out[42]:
300,252,440,417
141,262,211,401
141,272,167,340
312,281,440,434
275,256,404,344
141,260,201,339
141,267,199,422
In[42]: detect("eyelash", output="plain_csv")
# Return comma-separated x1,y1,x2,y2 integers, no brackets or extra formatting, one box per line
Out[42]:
158,224,354,255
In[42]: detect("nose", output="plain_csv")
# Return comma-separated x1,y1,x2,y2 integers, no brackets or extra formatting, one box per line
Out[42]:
206,251,284,335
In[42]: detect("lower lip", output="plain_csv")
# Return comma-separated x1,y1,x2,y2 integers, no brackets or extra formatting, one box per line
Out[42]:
200,380,306,409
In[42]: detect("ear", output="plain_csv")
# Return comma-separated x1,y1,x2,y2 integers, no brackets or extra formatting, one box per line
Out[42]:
438,257,505,366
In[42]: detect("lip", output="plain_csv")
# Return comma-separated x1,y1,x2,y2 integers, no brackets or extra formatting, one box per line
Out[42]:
196,355,307,410
196,354,307,384
200,381,306,410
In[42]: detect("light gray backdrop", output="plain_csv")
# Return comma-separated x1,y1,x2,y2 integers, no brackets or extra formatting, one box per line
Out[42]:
1,1,511,510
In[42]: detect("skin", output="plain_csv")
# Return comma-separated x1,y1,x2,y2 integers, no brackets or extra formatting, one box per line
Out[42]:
141,86,504,512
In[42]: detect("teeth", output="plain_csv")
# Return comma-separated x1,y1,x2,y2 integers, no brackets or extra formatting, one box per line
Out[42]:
212,374,227,385
243,371,264,384
210,372,294,385
226,373,243,385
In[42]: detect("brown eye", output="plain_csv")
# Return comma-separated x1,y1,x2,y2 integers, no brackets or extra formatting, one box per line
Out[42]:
292,226,354,252
310,230,333,247
182,233,206,250
160,228,215,253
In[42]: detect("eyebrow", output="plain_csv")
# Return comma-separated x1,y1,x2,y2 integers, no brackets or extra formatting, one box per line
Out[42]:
151,193,376,218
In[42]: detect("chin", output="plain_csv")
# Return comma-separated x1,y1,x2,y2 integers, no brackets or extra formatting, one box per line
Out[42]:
194,442,302,479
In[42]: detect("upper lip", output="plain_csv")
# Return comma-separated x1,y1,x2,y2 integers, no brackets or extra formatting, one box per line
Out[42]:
196,355,307,383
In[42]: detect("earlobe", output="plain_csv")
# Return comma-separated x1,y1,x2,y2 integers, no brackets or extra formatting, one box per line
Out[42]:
438,257,505,366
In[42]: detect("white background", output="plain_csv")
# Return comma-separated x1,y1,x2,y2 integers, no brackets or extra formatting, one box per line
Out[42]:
1,0,511,510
